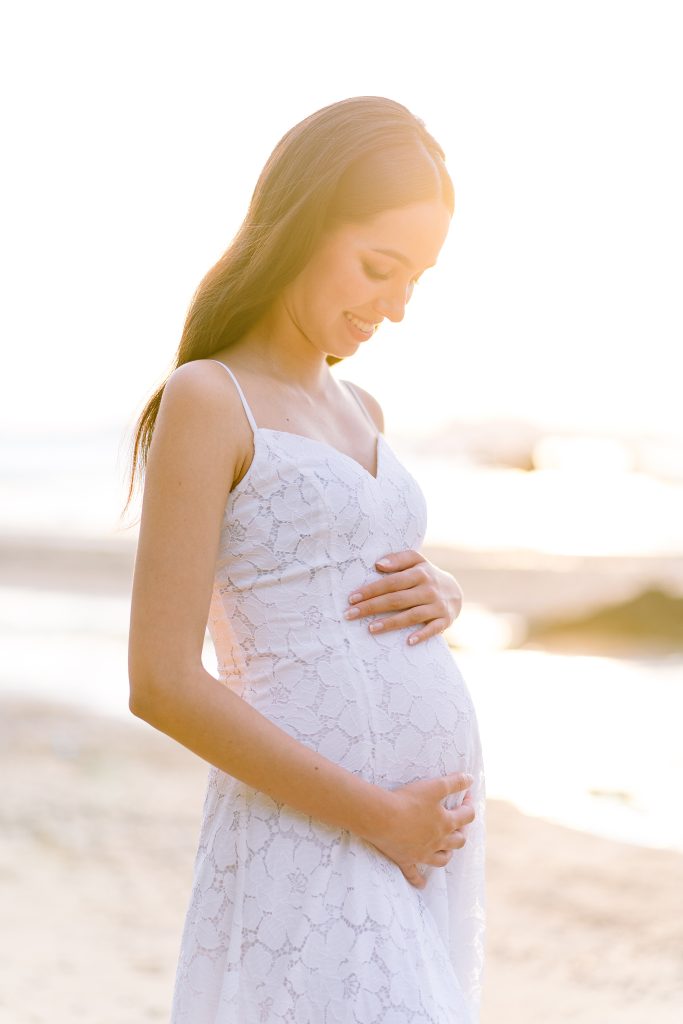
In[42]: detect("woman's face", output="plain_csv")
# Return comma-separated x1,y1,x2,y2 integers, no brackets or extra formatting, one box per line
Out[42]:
277,199,452,359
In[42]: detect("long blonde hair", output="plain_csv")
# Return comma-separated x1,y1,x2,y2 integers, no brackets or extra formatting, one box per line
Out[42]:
122,96,453,518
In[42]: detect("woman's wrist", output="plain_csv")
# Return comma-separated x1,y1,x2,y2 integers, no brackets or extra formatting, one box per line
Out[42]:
347,778,396,844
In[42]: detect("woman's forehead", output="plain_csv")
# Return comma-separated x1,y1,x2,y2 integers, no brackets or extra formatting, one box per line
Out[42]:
348,201,451,269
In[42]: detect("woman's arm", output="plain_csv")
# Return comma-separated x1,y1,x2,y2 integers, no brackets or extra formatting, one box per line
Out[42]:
128,362,472,884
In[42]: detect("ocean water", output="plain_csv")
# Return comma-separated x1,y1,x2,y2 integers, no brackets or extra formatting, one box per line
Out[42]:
0,428,130,540
1,430,682,851
1,583,681,854
2,428,683,555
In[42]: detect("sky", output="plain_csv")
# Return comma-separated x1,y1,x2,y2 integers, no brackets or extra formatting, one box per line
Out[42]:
1,0,681,441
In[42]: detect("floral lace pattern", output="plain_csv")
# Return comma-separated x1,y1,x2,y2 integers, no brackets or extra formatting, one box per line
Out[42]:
170,362,486,1023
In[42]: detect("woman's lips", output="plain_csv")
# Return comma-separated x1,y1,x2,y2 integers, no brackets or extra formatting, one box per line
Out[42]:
344,311,379,339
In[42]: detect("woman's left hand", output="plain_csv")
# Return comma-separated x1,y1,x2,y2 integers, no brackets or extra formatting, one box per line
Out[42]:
344,550,463,646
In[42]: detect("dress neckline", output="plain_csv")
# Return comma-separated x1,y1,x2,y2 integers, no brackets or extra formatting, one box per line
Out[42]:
255,426,384,482
207,359,383,483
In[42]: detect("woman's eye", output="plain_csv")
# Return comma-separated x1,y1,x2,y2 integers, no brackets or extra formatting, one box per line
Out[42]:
363,262,422,288
362,263,392,281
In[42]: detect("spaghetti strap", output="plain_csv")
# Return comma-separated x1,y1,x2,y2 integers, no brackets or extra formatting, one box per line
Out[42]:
343,380,379,434
208,359,258,434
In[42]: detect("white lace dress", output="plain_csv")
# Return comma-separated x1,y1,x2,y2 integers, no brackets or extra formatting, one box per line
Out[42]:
170,360,486,1023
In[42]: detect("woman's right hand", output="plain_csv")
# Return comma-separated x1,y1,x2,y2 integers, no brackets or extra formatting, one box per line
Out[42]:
362,772,476,889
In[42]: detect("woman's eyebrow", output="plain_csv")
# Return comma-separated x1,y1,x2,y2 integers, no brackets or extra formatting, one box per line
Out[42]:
371,247,413,269
371,248,435,272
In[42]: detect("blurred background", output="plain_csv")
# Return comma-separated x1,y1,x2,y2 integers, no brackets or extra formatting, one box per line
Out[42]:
1,1,681,1021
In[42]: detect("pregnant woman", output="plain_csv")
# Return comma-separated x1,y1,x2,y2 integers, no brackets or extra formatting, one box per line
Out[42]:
126,96,485,1023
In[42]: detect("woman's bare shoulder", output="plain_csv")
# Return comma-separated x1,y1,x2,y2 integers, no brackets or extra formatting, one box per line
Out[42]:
152,359,254,484
163,357,236,400
160,359,249,432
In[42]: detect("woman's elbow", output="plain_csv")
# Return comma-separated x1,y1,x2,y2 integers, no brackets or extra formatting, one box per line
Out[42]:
127,650,198,723
127,651,167,722
128,667,156,722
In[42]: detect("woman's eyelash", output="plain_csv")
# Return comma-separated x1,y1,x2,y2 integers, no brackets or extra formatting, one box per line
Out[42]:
363,263,422,286
363,264,392,281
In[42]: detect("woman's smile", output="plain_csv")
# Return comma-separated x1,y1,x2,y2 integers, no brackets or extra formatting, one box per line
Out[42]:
344,311,380,340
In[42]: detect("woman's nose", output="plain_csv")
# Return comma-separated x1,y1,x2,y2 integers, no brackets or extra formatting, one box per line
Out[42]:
375,285,411,323
383,302,406,324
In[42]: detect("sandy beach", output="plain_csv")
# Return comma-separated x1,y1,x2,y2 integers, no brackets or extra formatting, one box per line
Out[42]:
2,524,682,1021
2,697,681,1024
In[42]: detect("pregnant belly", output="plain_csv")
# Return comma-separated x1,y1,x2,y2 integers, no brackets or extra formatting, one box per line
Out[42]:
241,631,479,792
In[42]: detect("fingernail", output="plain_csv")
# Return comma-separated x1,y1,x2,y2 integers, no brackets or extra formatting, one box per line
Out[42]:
376,558,391,568
348,592,363,603
344,608,360,619
369,621,383,632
